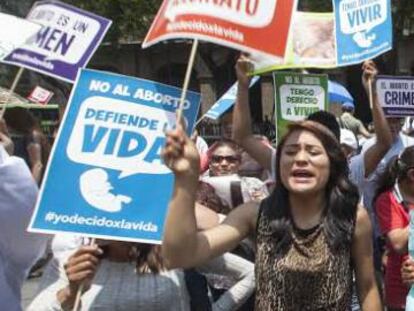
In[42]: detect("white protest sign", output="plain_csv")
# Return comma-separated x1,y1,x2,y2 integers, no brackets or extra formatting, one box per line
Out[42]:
67,97,175,178
339,0,387,34
164,1,277,28
3,0,111,82
376,76,414,117
0,13,42,60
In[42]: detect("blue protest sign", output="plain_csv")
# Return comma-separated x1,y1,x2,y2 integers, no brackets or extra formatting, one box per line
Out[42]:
376,75,414,117
3,0,111,83
28,69,201,243
334,0,392,66
204,76,259,120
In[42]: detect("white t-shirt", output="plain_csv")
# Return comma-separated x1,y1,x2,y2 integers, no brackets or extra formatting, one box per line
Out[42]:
0,145,48,311
349,133,414,235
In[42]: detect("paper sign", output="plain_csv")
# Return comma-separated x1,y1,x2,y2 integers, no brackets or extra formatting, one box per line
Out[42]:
3,0,111,82
274,72,328,140
143,0,298,59
204,76,260,120
27,86,54,104
0,13,42,61
333,0,392,66
28,69,201,243
253,12,336,73
376,75,414,117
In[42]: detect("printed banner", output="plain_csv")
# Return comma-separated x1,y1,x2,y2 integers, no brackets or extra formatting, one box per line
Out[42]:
0,13,42,61
27,86,54,104
273,72,328,140
376,76,414,117
3,0,111,82
252,12,336,74
28,69,201,243
204,76,260,120
333,0,392,66
143,0,298,59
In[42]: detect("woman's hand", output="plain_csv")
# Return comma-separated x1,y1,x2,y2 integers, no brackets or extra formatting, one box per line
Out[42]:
362,60,378,94
402,257,414,286
163,125,200,179
235,54,253,87
57,245,102,308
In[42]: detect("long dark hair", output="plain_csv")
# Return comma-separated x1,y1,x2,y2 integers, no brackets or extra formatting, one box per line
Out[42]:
374,146,414,204
260,121,359,256
134,243,166,274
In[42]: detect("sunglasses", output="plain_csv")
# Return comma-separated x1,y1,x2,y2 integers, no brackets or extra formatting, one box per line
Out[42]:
211,155,240,164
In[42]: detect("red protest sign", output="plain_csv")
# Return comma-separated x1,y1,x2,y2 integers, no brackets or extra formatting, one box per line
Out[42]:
27,86,54,105
143,0,298,59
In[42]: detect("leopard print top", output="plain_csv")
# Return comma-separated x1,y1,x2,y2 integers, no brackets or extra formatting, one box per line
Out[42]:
255,207,353,310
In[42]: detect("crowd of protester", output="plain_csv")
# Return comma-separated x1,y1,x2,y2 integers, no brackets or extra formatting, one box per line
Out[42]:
2,56,414,311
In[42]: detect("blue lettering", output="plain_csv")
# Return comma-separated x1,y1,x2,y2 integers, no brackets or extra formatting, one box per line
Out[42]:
82,125,108,153
144,137,165,163
85,108,96,119
117,131,147,157
347,4,382,28
104,129,120,155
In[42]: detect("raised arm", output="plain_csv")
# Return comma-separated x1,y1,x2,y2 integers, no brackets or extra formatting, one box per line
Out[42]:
232,55,273,171
162,126,257,269
361,60,393,177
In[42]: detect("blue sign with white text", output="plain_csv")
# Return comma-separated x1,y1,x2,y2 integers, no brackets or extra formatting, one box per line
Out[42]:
334,0,392,66
205,76,259,120
28,69,200,243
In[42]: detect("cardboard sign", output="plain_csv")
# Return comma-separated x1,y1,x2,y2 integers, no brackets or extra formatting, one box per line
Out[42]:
28,69,201,243
333,0,392,66
27,86,54,104
273,72,328,140
143,0,298,59
204,76,259,120
3,0,111,82
376,76,414,117
0,13,42,61
253,12,336,73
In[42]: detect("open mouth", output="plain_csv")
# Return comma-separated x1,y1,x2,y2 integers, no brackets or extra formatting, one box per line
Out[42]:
291,169,314,178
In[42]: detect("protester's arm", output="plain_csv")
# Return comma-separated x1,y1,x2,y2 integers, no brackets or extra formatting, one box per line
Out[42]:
387,228,409,254
28,246,101,311
198,253,255,311
162,126,257,269
0,144,48,271
56,246,102,309
361,60,393,177
401,257,414,286
375,194,408,254
352,206,382,311
232,55,273,171
195,203,220,230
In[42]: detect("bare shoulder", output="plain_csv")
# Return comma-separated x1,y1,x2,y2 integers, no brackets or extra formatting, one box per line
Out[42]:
354,205,372,238
223,201,260,235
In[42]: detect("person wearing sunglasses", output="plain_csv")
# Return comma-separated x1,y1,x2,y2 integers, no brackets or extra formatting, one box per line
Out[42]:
203,139,269,207
374,146,414,311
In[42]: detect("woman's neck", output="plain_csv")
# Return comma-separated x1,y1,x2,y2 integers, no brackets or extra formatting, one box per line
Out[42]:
289,192,325,230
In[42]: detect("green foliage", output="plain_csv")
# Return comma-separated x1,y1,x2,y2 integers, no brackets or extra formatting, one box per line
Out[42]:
65,0,162,43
